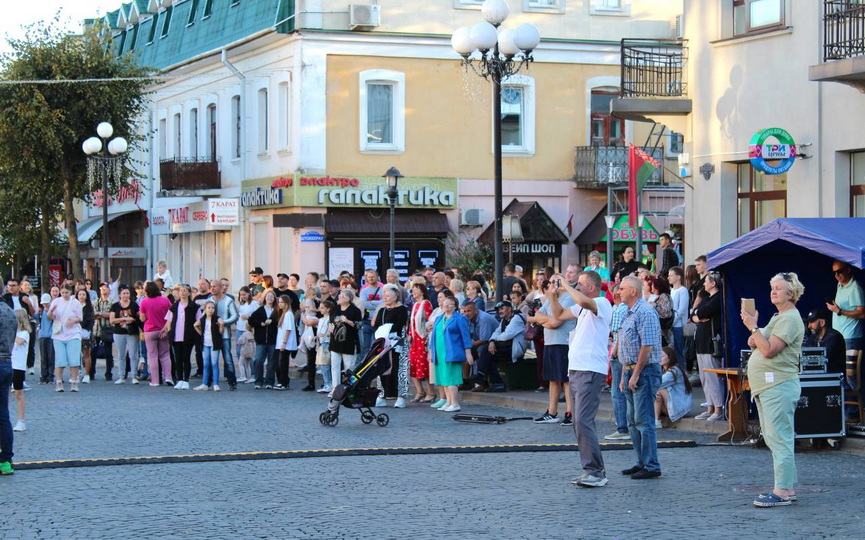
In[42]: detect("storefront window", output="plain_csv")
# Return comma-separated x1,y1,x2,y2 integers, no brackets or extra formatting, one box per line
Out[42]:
737,162,786,235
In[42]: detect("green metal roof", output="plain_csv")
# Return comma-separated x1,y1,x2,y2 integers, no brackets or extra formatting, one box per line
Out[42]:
109,0,295,70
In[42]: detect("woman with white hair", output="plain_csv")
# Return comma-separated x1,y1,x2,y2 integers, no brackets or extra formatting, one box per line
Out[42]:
740,272,805,508
583,251,610,283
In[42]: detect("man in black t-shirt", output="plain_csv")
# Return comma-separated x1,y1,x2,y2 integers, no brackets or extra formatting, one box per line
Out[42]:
275,273,300,314
803,308,847,375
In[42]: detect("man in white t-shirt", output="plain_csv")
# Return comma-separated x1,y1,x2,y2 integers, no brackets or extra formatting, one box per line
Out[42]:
550,270,613,488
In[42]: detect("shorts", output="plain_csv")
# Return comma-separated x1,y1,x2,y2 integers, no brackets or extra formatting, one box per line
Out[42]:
12,368,25,390
542,344,569,382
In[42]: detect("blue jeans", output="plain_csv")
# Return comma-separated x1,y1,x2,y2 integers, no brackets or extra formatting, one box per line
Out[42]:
202,346,221,387
253,344,276,386
221,332,237,386
672,327,685,370
623,362,662,473
360,320,374,360
139,340,150,378
0,360,13,463
610,360,628,433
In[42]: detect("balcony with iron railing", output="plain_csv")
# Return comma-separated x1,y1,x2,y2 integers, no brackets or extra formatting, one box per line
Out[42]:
158,159,221,194
572,145,667,189
610,39,692,123
810,1,865,90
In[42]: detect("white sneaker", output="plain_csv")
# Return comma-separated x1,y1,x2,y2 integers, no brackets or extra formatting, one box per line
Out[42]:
394,397,406,408
22,381,30,391
174,381,184,390
707,413,725,422
131,378,140,385
213,385,221,392
655,419,663,429
236,378,247,383
437,404,449,411
115,378,126,384
13,420,25,432
82,375,90,384
194,384,208,391
375,397,387,407
443,405,461,412
27,367,34,375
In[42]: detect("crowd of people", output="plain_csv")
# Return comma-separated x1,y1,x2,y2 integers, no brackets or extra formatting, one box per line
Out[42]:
0,241,862,506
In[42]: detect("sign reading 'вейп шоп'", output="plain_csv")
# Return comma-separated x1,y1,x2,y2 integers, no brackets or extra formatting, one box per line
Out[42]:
240,174,458,209
748,128,797,175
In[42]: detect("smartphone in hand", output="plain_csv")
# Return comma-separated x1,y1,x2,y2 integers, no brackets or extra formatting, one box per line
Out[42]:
741,298,755,317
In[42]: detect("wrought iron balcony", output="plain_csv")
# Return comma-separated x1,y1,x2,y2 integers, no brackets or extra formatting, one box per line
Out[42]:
159,159,220,192
611,39,691,123
620,39,688,98
572,145,665,189
823,0,865,61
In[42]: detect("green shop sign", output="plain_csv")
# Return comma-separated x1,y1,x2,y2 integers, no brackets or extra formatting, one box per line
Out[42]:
241,174,457,210
601,215,661,243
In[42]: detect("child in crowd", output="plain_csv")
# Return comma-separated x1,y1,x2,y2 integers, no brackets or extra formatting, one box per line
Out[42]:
655,347,693,428
274,295,297,390
237,323,255,383
12,309,30,432
316,299,333,393
194,300,224,391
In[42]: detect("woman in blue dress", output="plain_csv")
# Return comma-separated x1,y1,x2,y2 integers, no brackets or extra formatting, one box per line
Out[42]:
428,296,472,412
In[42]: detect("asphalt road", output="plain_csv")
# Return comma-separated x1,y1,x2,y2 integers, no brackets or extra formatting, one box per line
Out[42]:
3,379,863,539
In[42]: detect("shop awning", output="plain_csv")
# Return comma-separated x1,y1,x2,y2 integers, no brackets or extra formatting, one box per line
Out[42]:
324,209,449,236
478,199,569,245
63,211,138,242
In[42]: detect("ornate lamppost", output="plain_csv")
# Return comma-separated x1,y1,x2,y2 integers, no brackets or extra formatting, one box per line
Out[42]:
451,0,539,300
83,122,128,283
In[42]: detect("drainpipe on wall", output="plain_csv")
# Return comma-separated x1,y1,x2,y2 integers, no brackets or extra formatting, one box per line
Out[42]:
221,49,248,286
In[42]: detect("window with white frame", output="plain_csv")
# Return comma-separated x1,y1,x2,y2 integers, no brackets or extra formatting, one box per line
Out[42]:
590,0,628,15
158,117,167,160
257,88,269,154
278,81,291,150
173,112,181,158
454,0,484,9
525,0,565,14
499,74,535,156
189,107,198,159
206,104,217,161
359,69,405,154
733,0,784,36
851,152,865,217
231,95,241,159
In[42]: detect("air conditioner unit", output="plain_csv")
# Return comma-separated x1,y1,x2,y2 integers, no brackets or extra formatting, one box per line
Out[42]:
460,208,485,227
349,4,381,30
674,15,683,39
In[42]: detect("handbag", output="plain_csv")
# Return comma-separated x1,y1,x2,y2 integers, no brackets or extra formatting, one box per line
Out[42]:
711,319,723,359
524,323,540,340
682,321,697,338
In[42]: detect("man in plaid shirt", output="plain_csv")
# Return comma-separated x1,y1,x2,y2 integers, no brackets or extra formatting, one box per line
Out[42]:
613,275,663,479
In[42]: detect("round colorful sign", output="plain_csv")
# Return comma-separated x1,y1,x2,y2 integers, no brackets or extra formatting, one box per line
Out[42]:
748,127,797,175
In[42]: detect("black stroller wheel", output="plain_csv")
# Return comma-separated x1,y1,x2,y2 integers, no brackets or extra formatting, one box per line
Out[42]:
328,414,339,427
376,413,389,427
361,411,375,424
319,412,328,425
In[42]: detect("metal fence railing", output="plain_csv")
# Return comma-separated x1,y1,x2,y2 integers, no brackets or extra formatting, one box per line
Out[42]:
573,145,664,187
620,39,688,98
823,0,865,61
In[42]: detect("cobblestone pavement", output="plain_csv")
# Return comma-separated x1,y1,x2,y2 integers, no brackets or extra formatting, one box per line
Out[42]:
4,377,863,539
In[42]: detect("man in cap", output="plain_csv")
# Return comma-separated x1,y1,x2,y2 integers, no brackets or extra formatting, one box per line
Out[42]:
248,267,265,301
803,308,846,377
476,300,527,392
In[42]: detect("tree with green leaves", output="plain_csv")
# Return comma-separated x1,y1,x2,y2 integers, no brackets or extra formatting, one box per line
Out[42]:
446,231,494,283
0,18,154,284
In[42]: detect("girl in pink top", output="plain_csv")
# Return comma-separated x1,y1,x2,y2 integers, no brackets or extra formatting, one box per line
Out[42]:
139,281,173,387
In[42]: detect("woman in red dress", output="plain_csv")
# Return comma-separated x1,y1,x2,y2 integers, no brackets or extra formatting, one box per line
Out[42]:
408,282,434,402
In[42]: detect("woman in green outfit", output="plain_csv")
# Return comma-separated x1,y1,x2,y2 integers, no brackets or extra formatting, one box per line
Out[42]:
428,296,473,412
740,271,805,508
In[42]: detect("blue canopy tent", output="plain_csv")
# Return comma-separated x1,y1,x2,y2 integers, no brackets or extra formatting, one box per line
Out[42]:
707,218,865,367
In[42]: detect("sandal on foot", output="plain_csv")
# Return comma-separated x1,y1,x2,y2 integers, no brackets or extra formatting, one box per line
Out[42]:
411,393,424,403
421,394,435,403
753,492,793,507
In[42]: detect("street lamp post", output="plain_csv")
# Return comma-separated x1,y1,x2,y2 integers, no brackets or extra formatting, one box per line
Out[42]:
82,122,128,284
451,0,539,301
383,167,403,270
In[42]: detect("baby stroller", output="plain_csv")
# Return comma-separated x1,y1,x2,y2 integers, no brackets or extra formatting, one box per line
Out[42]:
319,324,394,427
